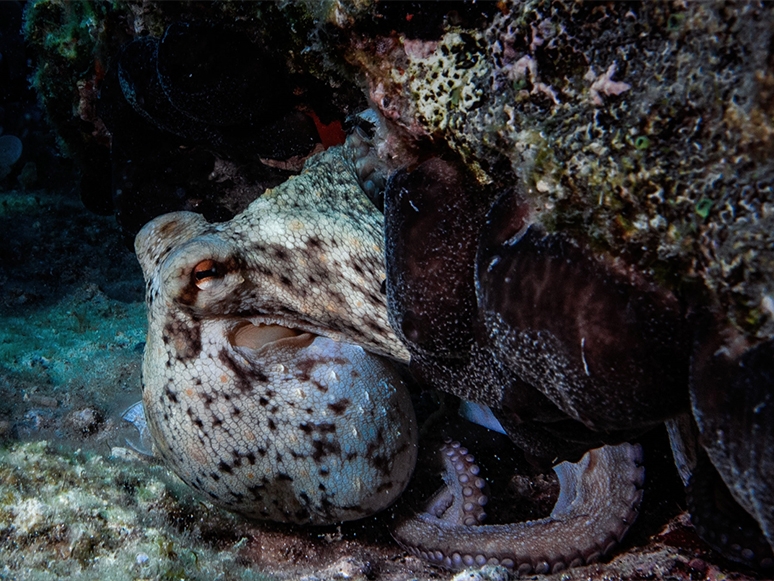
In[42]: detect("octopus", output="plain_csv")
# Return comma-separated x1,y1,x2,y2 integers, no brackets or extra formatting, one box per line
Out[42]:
135,140,417,524
382,156,773,572
134,133,647,573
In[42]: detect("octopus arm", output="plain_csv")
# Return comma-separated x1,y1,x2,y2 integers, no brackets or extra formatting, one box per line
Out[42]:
393,442,644,574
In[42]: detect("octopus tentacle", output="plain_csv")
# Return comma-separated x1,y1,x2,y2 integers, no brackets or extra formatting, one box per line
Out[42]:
393,442,645,574
423,440,488,527
687,451,774,570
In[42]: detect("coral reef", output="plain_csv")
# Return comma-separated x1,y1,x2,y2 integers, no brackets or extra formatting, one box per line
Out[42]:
23,0,774,344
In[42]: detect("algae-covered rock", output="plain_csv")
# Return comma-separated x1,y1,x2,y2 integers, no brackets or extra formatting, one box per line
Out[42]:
0,440,252,581
346,1,774,339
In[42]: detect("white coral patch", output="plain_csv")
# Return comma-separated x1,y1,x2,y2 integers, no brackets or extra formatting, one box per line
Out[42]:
589,63,631,106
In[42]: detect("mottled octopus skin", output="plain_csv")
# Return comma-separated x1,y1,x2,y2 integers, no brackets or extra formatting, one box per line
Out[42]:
135,140,648,569
394,441,645,574
687,451,774,570
135,144,416,524
384,159,626,464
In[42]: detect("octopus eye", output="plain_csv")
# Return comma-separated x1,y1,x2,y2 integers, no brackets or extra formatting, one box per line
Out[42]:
193,259,221,289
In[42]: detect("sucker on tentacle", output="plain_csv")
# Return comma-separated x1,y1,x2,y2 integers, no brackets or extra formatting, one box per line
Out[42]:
423,439,488,528
393,441,645,574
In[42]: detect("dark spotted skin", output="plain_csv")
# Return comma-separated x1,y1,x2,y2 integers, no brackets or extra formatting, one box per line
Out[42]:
136,144,416,524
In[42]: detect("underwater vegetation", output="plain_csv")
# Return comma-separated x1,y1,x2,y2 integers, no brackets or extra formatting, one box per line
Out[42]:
13,0,774,579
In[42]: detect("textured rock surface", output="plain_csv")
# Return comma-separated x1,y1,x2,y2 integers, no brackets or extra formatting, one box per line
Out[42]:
24,1,774,339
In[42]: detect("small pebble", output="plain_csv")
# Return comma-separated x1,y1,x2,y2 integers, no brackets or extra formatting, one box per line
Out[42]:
68,407,103,434
110,447,142,461
27,394,57,408
451,565,509,581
